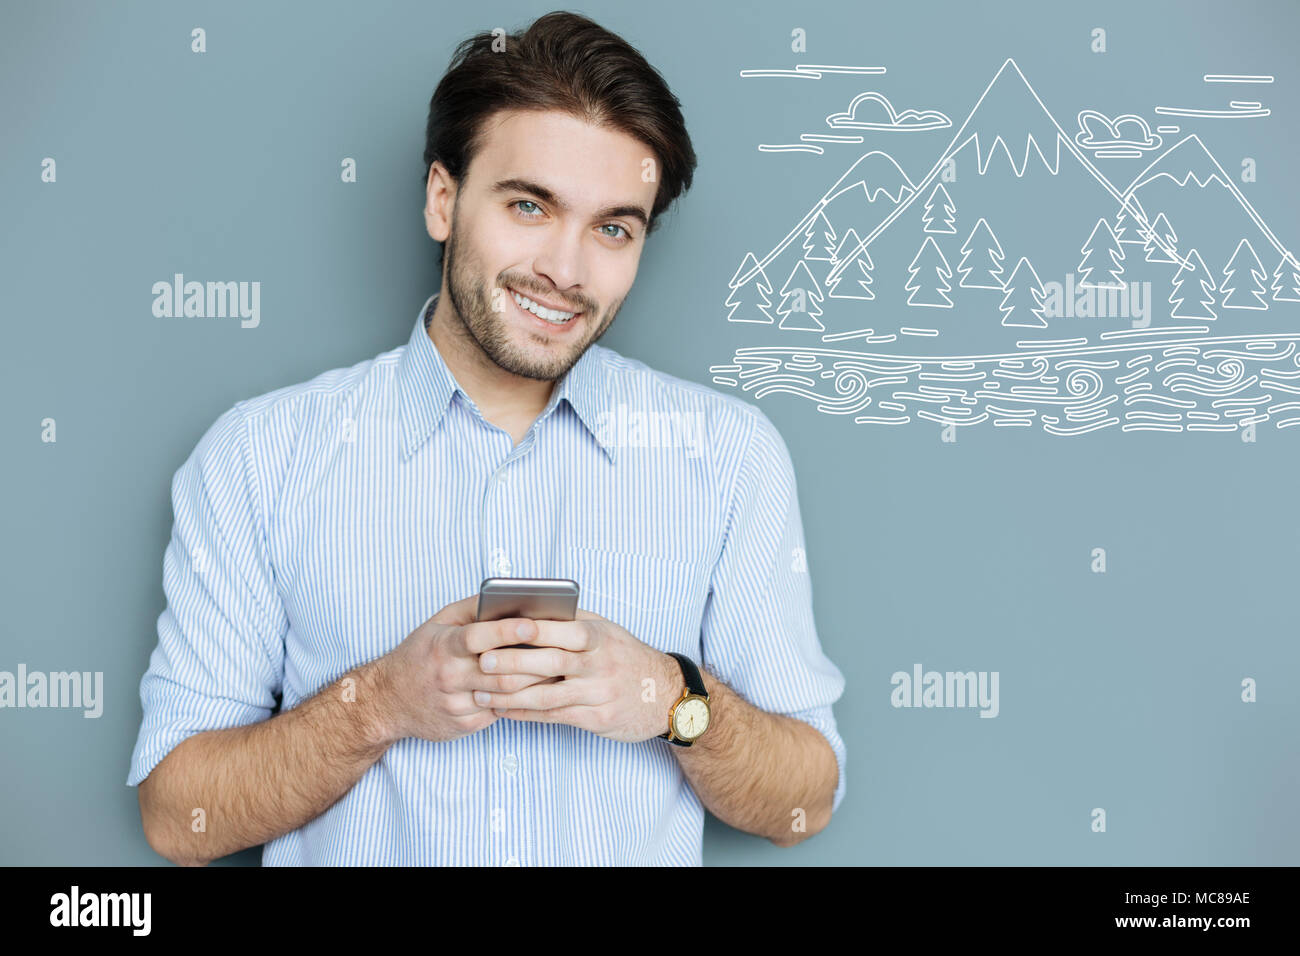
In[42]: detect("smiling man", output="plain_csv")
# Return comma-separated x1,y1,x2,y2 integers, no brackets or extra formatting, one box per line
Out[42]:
128,10,847,867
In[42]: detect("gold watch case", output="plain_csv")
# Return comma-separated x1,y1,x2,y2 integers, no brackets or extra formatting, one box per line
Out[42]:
669,692,711,741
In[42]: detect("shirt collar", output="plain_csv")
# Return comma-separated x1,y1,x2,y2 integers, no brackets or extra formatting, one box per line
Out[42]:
397,293,617,463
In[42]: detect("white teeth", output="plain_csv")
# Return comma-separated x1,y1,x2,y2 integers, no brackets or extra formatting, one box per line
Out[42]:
512,290,577,323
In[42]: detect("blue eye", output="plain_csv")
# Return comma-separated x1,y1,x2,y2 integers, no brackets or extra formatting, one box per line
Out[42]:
511,200,633,244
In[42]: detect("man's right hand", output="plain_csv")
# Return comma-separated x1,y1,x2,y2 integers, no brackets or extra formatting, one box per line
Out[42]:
372,595,559,744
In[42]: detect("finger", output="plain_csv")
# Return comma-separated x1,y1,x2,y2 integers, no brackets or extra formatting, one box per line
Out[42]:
460,617,538,655
530,619,598,652
432,594,480,628
493,704,598,731
472,677,593,711
469,670,562,694
574,607,603,622
478,646,582,678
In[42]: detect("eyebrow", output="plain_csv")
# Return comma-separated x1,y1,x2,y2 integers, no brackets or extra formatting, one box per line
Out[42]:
489,177,649,230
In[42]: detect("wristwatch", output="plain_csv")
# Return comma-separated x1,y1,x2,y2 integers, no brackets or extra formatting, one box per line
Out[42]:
659,652,711,746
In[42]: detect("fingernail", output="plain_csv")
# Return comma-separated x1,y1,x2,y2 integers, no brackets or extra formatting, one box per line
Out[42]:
481,652,497,671
516,621,532,639
474,691,490,706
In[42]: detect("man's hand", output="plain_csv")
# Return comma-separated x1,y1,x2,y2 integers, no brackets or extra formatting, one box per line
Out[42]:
372,595,562,745
469,609,681,744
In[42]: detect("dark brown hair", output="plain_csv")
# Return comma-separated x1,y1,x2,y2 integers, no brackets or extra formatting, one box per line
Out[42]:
423,10,696,247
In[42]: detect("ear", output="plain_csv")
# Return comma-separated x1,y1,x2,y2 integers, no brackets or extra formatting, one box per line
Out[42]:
424,161,455,243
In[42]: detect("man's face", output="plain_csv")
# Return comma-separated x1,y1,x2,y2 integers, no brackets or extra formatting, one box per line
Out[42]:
427,109,659,381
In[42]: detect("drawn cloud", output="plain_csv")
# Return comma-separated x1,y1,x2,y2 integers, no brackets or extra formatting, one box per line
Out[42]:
1074,109,1162,151
826,91,951,131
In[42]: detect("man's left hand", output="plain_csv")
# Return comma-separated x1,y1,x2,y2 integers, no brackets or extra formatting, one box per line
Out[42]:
470,609,681,744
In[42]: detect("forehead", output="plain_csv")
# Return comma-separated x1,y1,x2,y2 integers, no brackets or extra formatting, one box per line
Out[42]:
471,109,657,206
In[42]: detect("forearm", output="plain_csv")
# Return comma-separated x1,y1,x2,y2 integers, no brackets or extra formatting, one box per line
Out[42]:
667,661,838,846
138,657,398,865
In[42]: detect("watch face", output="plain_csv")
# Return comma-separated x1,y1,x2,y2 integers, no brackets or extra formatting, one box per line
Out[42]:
673,697,710,739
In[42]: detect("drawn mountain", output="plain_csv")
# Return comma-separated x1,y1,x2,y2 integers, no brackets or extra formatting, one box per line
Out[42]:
727,151,914,329
1122,134,1295,296
725,58,1296,354
817,58,1156,351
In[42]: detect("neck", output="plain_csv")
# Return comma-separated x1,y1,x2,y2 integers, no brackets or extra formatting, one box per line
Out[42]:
425,293,556,428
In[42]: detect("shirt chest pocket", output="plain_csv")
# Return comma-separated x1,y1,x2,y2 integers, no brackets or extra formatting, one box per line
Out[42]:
562,546,707,658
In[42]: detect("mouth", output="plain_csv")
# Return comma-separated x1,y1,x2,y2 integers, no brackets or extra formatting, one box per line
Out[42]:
506,286,585,334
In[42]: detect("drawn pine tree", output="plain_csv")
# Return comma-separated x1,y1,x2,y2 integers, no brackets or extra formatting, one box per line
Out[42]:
802,210,837,262
921,184,957,234
998,257,1047,328
1141,213,1178,264
776,259,826,331
827,228,874,300
1270,253,1300,303
905,236,954,307
956,217,1005,289
1168,248,1217,320
1077,218,1126,288
1220,238,1268,310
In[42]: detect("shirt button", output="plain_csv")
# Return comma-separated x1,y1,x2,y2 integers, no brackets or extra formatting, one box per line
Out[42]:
504,856,520,866
500,753,518,775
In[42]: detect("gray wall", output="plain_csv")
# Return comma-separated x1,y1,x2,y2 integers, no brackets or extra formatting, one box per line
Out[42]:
3,0,1296,865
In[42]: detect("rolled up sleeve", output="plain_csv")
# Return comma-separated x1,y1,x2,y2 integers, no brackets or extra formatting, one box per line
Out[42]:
700,409,848,816
127,403,287,787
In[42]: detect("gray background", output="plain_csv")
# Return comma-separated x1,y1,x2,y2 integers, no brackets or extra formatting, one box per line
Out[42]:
2,0,1296,865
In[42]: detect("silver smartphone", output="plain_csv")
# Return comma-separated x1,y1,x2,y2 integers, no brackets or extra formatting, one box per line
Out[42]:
476,577,579,648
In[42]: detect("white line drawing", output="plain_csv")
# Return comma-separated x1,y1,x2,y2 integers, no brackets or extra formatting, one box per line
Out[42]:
1153,104,1270,118
824,59,1188,291
956,218,1006,289
905,236,954,308
776,260,826,331
826,91,952,131
998,258,1048,328
758,144,826,154
1074,109,1163,152
1203,74,1273,83
729,149,915,291
717,58,1298,436
1271,253,1300,303
1077,218,1127,288
1124,133,1292,268
1220,238,1269,310
803,210,838,262
739,65,885,79
707,337,1300,433
921,184,957,234
800,134,865,144
1168,249,1217,320
1139,213,1179,263
827,230,875,300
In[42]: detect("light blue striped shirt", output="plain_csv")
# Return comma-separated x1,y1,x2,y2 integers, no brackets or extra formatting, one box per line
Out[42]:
128,294,847,865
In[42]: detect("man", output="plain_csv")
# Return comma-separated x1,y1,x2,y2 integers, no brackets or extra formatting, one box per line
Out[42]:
129,11,846,866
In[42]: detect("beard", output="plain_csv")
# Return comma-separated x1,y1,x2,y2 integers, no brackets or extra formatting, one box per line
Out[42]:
442,222,620,381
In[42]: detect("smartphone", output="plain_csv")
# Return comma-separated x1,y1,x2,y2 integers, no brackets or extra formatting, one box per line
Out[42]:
476,577,579,648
